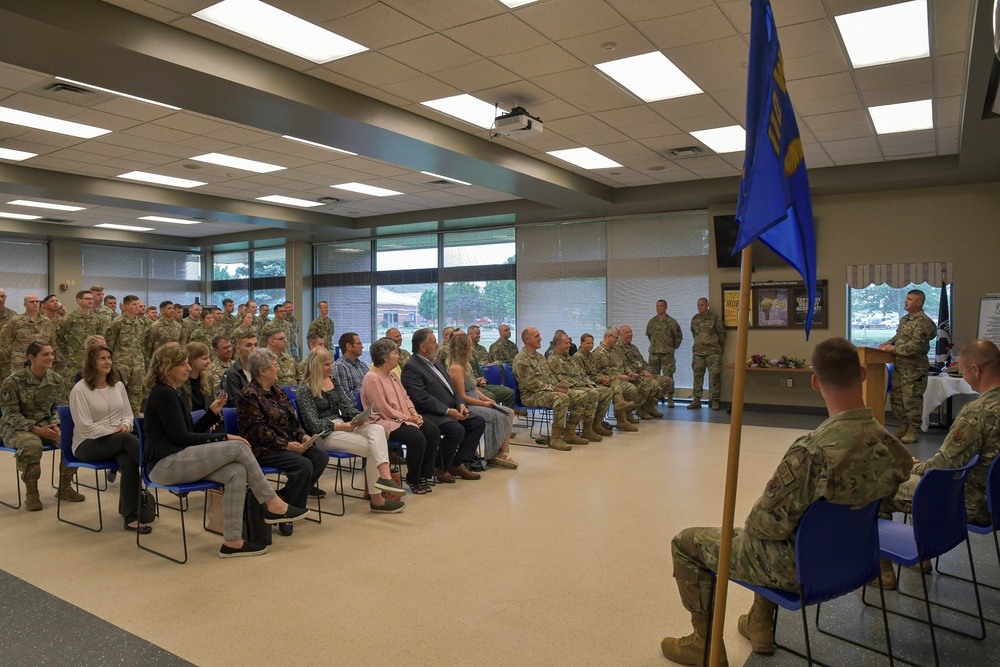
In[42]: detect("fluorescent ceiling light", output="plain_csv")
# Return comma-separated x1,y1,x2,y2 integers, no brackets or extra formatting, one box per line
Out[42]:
96,223,154,232
869,99,933,134
282,135,356,155
256,194,324,207
332,182,403,197
835,0,929,68
420,171,471,186
7,200,85,211
191,152,285,173
139,215,201,225
118,171,206,188
0,106,111,139
690,125,747,154
499,0,542,7
0,211,41,220
546,148,621,170
421,94,505,130
194,0,368,64
596,51,703,102
0,147,37,161
54,77,181,110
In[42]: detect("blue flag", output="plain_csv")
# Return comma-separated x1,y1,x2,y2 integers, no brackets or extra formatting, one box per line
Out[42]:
735,0,818,336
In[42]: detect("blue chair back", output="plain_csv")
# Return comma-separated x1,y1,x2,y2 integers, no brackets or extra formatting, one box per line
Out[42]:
353,391,362,411
481,364,501,386
222,407,238,435
794,499,882,606
501,363,516,391
282,385,297,402
911,455,980,559
56,405,78,464
986,456,1000,526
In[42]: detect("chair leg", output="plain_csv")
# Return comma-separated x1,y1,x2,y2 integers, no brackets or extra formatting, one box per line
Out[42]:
0,464,22,510
136,487,195,565
57,467,104,532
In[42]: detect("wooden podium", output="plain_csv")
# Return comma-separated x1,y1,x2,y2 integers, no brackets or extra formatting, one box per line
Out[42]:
858,347,894,425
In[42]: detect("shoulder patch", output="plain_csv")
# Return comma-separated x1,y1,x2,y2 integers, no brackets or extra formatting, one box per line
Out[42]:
764,474,781,497
777,461,796,487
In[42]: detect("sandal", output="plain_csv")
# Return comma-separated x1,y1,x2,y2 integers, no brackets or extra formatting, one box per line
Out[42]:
408,480,430,495
489,454,518,469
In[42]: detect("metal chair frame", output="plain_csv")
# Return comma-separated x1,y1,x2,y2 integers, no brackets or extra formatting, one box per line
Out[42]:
55,405,119,532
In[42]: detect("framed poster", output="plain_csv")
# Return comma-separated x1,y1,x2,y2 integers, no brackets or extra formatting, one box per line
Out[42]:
722,284,742,328
755,288,789,327
722,280,828,330
792,284,827,327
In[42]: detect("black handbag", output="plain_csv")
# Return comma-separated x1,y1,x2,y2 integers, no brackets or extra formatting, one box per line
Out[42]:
241,489,272,546
138,489,157,524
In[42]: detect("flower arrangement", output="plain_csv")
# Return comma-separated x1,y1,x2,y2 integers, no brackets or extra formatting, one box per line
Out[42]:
770,354,807,369
747,354,770,368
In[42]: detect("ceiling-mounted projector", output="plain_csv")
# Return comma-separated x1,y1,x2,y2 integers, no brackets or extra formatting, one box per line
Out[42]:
493,106,543,139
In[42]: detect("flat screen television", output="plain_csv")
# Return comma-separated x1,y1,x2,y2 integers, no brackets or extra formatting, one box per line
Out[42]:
713,214,789,269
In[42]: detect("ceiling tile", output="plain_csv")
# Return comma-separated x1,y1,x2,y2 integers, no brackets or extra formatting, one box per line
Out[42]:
593,105,682,140
935,96,962,128
444,14,550,57
102,0,186,22
786,72,863,116
801,109,872,142
383,0,505,31
381,34,481,73
170,16,258,51
934,53,968,99
532,67,638,112
559,23,658,66
777,20,850,80
322,52,423,87
490,43,586,79
203,125,275,146
267,0,380,23
153,112,230,135
472,81,553,111
932,0,974,56
665,35,750,93
323,3,432,49
433,59,521,93
937,126,959,154
606,0,715,22
552,114,630,146
515,0,628,41
649,95,733,128
90,97,178,122
636,5,739,51
854,59,933,107
381,75,461,104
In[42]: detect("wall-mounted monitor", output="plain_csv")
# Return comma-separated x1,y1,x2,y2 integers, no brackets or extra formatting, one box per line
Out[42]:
713,214,789,269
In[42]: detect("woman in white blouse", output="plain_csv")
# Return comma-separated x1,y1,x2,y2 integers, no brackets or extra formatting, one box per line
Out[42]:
68,344,148,534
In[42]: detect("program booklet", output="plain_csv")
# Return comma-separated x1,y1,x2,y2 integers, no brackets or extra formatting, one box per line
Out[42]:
351,404,374,424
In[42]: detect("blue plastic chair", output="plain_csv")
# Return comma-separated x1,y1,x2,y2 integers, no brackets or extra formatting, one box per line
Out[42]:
135,417,224,565
937,455,1000,592
0,406,59,509
707,499,890,666
481,364,502,387
510,378,551,446
55,405,119,532
864,457,986,667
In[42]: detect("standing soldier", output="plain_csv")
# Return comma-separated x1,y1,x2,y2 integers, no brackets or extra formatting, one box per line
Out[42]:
219,299,237,338
617,324,667,419
55,290,105,386
181,302,202,343
89,286,114,328
308,300,335,350
512,327,583,451
548,331,608,441
283,300,300,360
646,299,683,407
188,308,217,349
591,327,641,430
229,311,257,348
689,298,726,411
144,301,182,362
0,289,16,332
106,295,148,416
879,289,937,444
0,295,57,380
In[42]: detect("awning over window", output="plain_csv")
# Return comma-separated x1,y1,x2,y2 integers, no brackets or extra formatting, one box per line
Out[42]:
846,262,953,289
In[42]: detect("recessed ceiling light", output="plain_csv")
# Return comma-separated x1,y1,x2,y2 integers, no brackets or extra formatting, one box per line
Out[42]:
332,182,403,197
596,51,703,102
0,211,42,220
282,135,356,155
191,152,285,173
869,99,933,134
139,215,201,225
194,0,368,64
96,223,155,232
7,200,85,211
499,0,541,7
420,171,471,186
256,194,324,207
690,125,747,154
117,171,206,188
0,147,38,161
835,0,929,68
54,77,181,110
421,94,505,130
546,148,622,170
0,106,111,139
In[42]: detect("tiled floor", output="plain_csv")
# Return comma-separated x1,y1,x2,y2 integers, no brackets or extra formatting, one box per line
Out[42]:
1,404,996,667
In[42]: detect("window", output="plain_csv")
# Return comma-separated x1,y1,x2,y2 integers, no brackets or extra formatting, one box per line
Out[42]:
848,281,944,360
83,244,202,308
0,239,48,308
315,241,373,360
212,248,285,312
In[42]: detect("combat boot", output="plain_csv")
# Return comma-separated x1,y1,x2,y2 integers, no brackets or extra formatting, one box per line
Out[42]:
644,399,663,418
547,424,572,451
614,397,635,413
614,411,638,432
870,557,897,590
900,424,918,444
667,394,675,408
22,463,42,512
711,400,721,411
580,421,603,442
687,398,702,410
593,418,614,437
55,471,86,503
738,594,777,654
892,423,908,438
660,612,728,666
563,415,590,445
625,409,641,424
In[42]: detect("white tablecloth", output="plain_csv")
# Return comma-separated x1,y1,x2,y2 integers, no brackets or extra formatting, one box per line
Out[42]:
921,375,978,432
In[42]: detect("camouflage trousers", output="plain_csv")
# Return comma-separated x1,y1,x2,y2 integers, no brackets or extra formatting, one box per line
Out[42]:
593,385,613,420
6,432,70,475
522,390,571,428
118,362,146,416
648,352,676,386
671,526,798,614
566,387,599,423
631,377,659,404
609,378,639,408
691,354,722,401
481,383,515,409
884,472,989,527
890,360,928,429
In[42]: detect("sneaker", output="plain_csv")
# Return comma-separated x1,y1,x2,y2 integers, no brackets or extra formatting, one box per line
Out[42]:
370,498,405,513
374,476,407,497
219,541,268,558
263,505,311,524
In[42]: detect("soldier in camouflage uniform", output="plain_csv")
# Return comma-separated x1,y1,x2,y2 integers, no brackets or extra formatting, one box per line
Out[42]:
385,328,410,378
180,302,202,345
106,295,148,416
283,300,301,360
89,286,114,329
0,289,16,332
55,290,106,388
207,336,234,391
512,327,586,451
229,311,257,348
574,333,622,432
261,303,295,357
264,329,300,386
308,300,335,351
689,298,726,411
489,323,519,365
467,325,514,408
436,327,455,366
661,338,913,664
219,299,238,338
618,324,670,419
548,331,608,440
188,309,217,349
0,295,57,380
591,327,641,430
646,299,683,407
879,289,937,444
144,301,183,362
0,341,84,511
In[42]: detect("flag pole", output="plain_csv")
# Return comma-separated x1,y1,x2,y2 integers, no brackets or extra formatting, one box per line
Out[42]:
708,244,753,667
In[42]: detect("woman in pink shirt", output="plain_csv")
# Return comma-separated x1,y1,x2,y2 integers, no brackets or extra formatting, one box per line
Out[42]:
361,337,441,494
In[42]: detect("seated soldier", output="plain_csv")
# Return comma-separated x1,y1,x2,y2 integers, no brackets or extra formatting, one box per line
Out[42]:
660,338,913,664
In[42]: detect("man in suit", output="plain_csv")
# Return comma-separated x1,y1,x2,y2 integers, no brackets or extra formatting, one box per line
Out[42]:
401,327,486,483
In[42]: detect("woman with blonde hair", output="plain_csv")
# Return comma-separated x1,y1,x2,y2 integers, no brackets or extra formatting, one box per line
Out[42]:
447,333,517,469
180,342,217,412
143,345,309,558
296,347,406,512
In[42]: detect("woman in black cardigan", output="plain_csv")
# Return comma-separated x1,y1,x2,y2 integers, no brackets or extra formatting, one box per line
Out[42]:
142,344,309,558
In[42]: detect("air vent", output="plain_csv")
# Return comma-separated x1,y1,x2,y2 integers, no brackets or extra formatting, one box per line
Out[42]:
420,179,459,189
39,217,73,224
45,83,89,95
668,147,702,158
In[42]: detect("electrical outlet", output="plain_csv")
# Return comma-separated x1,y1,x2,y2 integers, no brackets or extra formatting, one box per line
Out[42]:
785,378,794,387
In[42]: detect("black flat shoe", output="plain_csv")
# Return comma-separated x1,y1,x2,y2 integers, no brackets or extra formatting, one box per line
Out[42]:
278,522,293,537
124,523,152,535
